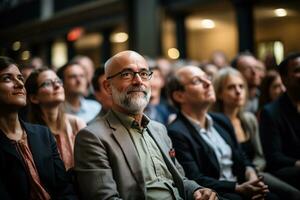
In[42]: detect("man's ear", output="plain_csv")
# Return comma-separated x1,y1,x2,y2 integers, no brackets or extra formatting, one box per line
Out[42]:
172,91,185,104
29,95,39,104
103,79,112,95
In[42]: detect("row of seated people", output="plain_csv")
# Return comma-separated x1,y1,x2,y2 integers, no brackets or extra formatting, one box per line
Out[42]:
0,51,299,199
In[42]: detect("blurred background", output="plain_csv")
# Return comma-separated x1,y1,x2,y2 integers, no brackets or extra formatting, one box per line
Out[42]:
0,0,299,69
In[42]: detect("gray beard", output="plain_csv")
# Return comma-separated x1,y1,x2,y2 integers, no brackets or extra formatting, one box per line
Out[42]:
111,85,151,114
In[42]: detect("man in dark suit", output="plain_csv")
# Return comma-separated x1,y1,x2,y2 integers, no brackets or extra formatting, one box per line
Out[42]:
74,51,218,200
260,52,300,190
167,65,271,200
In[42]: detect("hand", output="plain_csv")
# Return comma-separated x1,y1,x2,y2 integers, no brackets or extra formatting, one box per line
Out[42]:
235,176,268,199
245,167,258,181
193,188,218,200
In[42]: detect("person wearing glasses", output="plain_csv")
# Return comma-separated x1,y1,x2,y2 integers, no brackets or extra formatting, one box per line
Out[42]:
167,65,278,200
0,57,78,200
74,51,218,200
25,68,86,170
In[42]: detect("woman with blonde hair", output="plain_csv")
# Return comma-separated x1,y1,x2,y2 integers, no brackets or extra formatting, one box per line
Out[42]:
212,67,300,199
25,68,86,170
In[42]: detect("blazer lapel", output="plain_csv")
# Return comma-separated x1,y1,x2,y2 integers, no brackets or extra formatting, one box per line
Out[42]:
178,112,220,172
147,123,185,197
105,111,145,188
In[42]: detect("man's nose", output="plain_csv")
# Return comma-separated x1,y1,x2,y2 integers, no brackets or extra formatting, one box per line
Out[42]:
132,73,143,84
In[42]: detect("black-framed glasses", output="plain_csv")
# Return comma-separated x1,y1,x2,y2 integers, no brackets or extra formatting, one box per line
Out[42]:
107,69,153,81
38,79,63,89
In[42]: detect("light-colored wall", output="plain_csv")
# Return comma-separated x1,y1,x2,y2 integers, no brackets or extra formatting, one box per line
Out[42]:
187,20,237,62
255,17,300,54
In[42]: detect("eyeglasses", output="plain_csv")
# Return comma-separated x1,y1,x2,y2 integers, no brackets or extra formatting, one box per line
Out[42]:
107,69,153,81
38,79,63,89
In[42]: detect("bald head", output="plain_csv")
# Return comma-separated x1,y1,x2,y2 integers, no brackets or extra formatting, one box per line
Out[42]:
104,51,148,77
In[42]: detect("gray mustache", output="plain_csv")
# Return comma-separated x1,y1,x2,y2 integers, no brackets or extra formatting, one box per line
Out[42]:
126,86,148,94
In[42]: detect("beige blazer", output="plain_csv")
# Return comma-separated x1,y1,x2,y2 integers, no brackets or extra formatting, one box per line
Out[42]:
74,110,200,200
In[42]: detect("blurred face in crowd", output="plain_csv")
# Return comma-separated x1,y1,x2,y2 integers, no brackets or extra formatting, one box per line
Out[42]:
283,56,300,100
94,74,112,111
149,68,164,104
76,57,94,83
237,55,262,88
0,64,26,109
30,70,64,107
175,66,215,109
219,74,247,110
269,76,285,101
104,51,151,114
63,64,87,97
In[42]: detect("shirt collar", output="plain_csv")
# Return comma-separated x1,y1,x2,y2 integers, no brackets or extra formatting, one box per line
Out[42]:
182,111,214,132
112,109,150,131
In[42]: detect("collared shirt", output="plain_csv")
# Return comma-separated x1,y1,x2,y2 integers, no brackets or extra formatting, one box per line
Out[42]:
112,110,182,200
183,112,237,182
64,97,101,123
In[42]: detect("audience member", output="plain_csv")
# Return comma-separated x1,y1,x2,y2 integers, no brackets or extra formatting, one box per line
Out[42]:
25,68,86,170
260,52,300,190
212,67,300,199
258,70,285,112
232,52,263,114
57,62,101,123
210,50,229,69
167,65,273,200
71,55,96,99
201,63,219,81
91,65,112,117
144,64,171,124
0,56,77,200
74,51,218,200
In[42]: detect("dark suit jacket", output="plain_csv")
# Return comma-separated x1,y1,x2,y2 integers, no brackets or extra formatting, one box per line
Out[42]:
75,110,201,200
260,92,300,172
167,112,252,193
0,121,77,200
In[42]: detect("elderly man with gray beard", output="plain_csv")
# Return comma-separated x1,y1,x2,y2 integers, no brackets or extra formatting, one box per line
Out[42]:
74,50,218,200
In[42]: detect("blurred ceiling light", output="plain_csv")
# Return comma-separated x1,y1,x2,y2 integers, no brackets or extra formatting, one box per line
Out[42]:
67,27,84,41
12,41,21,51
21,50,31,60
110,32,128,43
168,48,180,59
274,8,287,17
201,19,215,29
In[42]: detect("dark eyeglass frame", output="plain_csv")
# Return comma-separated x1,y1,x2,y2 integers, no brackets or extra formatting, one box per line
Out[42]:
38,79,63,89
107,69,153,81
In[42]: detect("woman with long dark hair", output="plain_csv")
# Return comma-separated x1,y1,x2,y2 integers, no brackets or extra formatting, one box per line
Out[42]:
0,56,77,200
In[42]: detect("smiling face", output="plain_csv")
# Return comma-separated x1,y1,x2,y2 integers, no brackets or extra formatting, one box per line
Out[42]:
104,51,151,114
30,70,65,107
0,64,26,109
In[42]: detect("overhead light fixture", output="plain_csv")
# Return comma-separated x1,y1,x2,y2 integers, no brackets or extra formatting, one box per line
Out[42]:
12,41,21,51
110,32,128,43
21,50,31,60
201,19,215,29
274,8,287,17
168,48,180,59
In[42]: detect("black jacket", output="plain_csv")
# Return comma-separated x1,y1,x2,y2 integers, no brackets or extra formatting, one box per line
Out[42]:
167,112,252,193
0,121,78,200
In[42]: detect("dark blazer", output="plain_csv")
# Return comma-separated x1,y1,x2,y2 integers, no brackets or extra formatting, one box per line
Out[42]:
0,121,77,200
167,112,252,193
259,92,300,172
